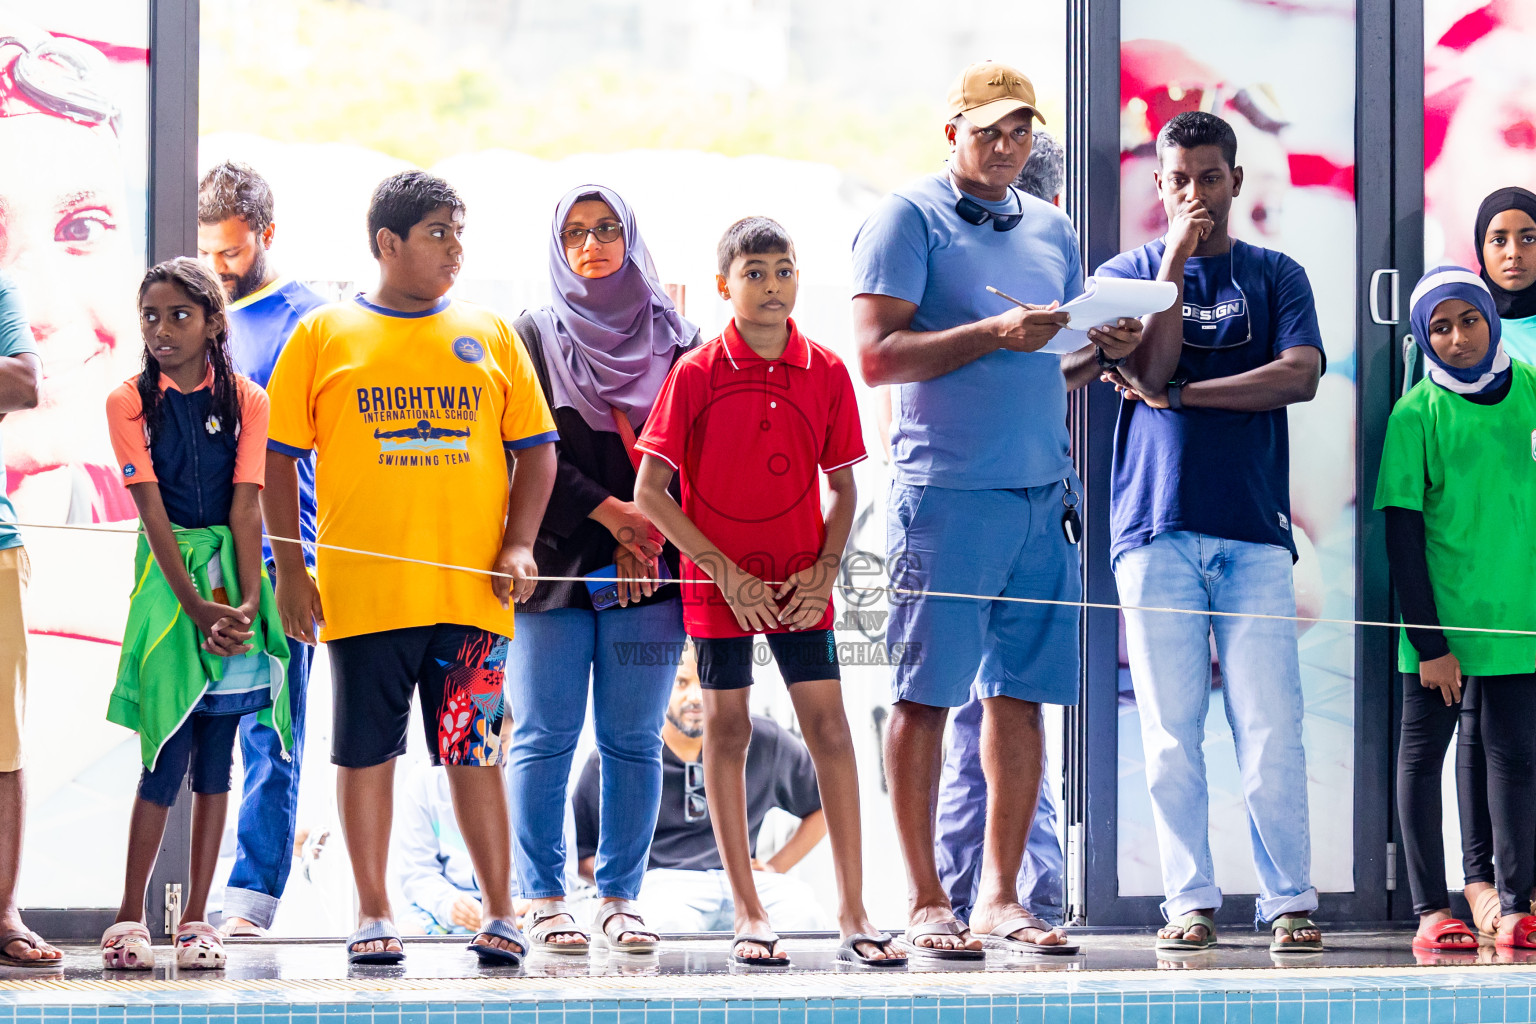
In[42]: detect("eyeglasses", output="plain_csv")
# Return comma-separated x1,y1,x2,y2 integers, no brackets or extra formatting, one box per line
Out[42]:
560,223,623,249
0,36,120,133
683,761,707,823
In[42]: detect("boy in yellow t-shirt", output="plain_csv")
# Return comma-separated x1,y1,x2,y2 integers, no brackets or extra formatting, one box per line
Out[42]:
262,171,557,967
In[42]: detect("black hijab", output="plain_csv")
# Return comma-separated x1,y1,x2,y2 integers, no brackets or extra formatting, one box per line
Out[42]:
1474,186,1536,321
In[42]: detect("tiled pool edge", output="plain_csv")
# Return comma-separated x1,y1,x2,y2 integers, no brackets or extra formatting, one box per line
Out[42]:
2,968,1535,1024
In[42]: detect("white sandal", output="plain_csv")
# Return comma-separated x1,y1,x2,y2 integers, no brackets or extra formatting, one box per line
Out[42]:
592,899,659,954
174,921,227,969
526,900,589,956
101,921,155,971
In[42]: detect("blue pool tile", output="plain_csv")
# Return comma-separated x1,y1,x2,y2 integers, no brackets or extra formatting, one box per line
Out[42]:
1505,994,1529,1024
753,1003,779,1024
482,1007,509,1024
1426,995,1453,1024
456,1008,483,1024
1097,1007,1123,1024
1014,998,1043,1024
884,1000,909,1024
674,1008,699,1024
834,1000,860,1024
702,1002,727,1024
1451,994,1477,1024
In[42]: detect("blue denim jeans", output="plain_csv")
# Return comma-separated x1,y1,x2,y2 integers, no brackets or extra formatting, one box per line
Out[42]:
1114,531,1316,926
935,692,1063,925
223,636,313,928
505,599,683,900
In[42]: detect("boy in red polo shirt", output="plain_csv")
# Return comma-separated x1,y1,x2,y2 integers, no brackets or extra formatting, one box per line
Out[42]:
635,217,900,969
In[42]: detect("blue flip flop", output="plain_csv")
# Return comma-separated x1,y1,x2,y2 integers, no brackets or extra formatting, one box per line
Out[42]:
347,920,405,965
469,917,527,967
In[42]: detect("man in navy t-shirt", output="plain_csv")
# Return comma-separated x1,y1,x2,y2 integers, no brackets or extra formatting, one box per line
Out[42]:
197,160,326,937
852,61,1144,959
1097,112,1324,952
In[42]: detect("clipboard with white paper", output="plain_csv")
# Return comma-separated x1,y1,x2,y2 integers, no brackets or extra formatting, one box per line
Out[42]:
988,277,1178,354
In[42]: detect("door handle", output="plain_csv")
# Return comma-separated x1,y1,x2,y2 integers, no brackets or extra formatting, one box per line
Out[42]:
1370,268,1400,325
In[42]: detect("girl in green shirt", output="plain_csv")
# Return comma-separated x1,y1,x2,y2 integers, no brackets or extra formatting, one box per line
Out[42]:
1377,266,1536,952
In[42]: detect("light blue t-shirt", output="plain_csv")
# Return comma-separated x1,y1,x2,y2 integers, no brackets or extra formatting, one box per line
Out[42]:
851,172,1084,490
0,276,38,551
1502,315,1536,366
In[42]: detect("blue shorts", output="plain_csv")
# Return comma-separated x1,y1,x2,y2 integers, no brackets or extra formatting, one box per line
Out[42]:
885,480,1082,708
138,711,243,807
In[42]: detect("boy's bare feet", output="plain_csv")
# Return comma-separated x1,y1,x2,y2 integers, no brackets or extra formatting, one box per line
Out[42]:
732,911,783,960
840,911,902,960
905,902,982,952
351,915,403,956
0,911,61,964
971,898,1069,947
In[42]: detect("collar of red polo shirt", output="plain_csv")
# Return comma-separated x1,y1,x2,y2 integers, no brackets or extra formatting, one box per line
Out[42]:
721,317,813,371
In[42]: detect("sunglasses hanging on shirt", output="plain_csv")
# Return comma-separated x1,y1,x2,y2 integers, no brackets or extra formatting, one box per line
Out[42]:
683,760,707,823
1180,245,1252,352
948,174,1023,232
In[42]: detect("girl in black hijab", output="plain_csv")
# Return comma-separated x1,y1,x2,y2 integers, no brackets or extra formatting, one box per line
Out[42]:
1474,186,1536,363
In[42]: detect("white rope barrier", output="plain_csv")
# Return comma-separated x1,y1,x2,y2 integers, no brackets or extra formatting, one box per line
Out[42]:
17,519,1535,639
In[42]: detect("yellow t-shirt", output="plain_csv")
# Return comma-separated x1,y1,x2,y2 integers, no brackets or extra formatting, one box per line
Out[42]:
265,295,558,642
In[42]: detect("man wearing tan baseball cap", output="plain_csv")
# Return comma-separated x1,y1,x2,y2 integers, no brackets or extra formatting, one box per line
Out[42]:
850,60,1144,963
946,60,1046,128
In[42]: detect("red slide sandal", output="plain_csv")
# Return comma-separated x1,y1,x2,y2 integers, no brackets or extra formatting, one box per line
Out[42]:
1497,914,1536,950
1412,918,1478,952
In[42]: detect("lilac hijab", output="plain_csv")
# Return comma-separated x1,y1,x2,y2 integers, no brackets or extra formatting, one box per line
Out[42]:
527,185,697,433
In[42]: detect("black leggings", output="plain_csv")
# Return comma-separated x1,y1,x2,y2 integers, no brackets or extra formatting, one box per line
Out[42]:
1398,672,1536,916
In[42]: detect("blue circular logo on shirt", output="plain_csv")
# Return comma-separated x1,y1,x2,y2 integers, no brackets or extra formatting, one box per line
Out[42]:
453,336,485,363
123,464,136,478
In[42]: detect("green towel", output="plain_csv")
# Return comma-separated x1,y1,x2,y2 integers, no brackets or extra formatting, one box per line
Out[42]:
109,524,291,770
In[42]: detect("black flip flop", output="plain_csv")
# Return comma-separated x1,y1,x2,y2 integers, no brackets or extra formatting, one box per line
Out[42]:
731,932,790,967
837,932,907,967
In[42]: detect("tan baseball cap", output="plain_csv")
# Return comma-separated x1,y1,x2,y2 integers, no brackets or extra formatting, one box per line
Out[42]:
946,60,1045,127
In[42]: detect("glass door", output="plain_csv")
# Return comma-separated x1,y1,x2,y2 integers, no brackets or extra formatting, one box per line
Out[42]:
11,0,199,941
1067,0,1399,928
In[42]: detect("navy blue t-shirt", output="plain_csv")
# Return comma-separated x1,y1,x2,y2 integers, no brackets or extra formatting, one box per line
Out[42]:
1097,239,1324,562
228,278,326,567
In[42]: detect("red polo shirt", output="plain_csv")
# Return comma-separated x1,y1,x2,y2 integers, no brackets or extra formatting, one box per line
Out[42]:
637,318,867,638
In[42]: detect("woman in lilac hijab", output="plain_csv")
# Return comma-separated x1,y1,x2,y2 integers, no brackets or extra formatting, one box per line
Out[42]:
505,186,696,956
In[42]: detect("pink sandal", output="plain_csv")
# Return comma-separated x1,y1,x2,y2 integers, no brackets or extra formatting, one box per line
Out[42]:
101,921,155,970
175,921,227,969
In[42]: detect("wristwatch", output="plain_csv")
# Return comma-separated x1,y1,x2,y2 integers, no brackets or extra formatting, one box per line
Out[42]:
1094,346,1125,370
1167,378,1187,410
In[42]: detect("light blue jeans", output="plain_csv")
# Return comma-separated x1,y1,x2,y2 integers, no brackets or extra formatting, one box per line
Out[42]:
505,599,683,900
1113,532,1316,926
935,692,1063,925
